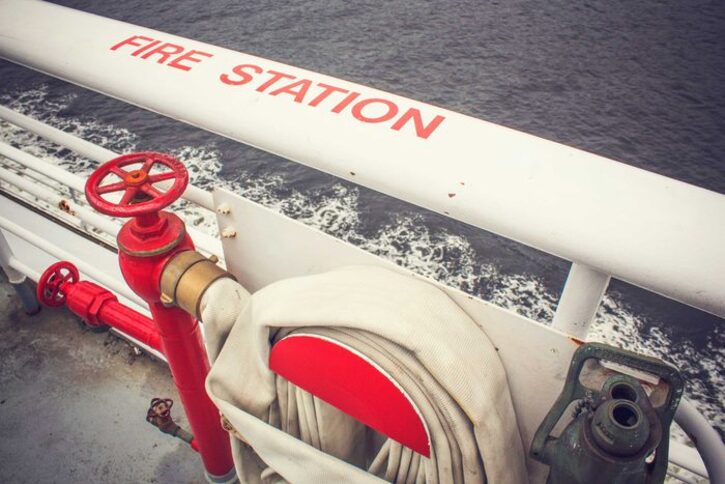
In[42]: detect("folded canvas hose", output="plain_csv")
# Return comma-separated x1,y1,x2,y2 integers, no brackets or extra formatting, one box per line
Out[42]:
200,266,527,483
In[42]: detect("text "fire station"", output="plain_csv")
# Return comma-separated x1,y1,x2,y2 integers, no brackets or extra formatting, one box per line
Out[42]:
111,35,446,140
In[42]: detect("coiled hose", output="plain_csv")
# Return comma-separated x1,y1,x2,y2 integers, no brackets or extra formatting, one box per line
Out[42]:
200,267,528,484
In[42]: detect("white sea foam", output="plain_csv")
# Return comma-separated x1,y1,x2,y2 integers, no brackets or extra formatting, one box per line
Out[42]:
1,86,721,445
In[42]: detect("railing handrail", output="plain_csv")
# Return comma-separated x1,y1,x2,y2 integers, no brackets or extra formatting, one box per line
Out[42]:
0,105,214,210
0,0,723,319
0,132,223,260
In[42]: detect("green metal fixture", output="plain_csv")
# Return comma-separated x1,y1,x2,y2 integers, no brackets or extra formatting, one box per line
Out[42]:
531,342,684,484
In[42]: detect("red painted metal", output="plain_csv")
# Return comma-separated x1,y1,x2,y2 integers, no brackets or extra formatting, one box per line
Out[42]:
36,261,79,307
270,334,431,457
36,261,162,352
81,153,234,478
84,151,188,218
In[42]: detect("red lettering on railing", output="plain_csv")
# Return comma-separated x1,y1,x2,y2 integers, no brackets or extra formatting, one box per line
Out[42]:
391,109,446,140
110,35,446,139
352,98,399,123
168,50,214,71
270,79,312,103
220,64,263,85
110,35,213,73
256,70,296,93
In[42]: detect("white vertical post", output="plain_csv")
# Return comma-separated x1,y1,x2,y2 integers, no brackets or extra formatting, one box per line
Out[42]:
552,263,610,339
0,229,26,284
0,229,40,314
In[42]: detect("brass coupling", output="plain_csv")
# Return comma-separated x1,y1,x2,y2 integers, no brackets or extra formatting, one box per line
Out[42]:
160,250,234,319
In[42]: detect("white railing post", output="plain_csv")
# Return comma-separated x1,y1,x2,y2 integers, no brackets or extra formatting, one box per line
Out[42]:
552,263,610,339
0,230,26,284
0,229,41,314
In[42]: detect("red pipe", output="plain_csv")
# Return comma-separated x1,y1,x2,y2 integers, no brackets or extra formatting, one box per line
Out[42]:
148,302,230,473
63,279,163,353
113,223,234,478
82,152,234,480
38,153,235,480
39,260,233,476
99,300,162,353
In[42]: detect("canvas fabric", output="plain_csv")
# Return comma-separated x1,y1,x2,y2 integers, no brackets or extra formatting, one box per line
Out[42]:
200,267,527,483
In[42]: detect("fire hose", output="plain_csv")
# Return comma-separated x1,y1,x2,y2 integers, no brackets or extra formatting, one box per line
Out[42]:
197,267,528,484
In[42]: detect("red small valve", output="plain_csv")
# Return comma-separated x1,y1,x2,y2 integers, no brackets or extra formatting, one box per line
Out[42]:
36,261,162,351
36,261,79,307
84,151,188,218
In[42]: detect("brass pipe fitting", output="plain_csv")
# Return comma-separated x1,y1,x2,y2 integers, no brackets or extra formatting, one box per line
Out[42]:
146,397,195,446
160,250,234,319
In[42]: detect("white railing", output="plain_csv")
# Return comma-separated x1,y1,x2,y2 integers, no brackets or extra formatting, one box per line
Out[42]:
0,214,145,308
0,110,223,262
0,104,613,339
1,0,722,333
552,263,611,338
0,105,214,210
0,105,226,327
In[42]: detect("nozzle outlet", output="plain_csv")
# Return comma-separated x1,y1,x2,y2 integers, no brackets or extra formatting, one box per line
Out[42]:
591,399,650,457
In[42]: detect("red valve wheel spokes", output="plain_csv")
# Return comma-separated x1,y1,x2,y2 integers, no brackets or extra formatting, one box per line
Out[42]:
84,152,189,218
36,261,80,307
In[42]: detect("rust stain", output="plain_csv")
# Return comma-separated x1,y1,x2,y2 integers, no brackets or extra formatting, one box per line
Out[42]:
350,171,356,176
569,336,585,346
58,199,75,216
459,181,465,186
448,193,456,198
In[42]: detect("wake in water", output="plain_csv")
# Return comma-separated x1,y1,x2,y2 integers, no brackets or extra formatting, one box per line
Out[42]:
1,86,721,440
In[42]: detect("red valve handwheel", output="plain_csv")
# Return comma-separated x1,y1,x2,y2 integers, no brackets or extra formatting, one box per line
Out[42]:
36,261,80,307
84,152,189,218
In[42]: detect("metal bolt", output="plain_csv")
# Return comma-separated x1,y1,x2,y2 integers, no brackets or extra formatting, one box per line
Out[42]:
221,227,236,239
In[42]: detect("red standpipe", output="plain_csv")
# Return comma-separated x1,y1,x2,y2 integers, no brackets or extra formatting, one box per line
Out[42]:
80,152,234,480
